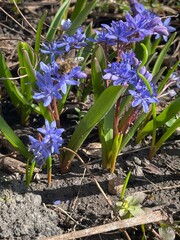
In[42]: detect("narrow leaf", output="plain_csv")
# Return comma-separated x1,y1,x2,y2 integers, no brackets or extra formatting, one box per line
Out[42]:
91,57,104,101
137,97,180,142
70,0,87,21
46,0,71,42
61,85,125,172
152,32,176,76
150,117,180,159
0,115,31,159
35,10,47,54
67,0,98,35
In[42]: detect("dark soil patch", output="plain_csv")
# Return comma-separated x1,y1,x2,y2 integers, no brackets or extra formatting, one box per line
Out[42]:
0,140,179,239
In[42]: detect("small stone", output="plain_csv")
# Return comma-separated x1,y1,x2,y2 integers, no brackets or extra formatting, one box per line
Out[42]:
108,176,124,195
133,156,142,165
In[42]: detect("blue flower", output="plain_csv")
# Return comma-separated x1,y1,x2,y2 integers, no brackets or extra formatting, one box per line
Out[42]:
61,19,72,31
103,61,137,86
103,50,158,113
90,29,116,45
37,120,64,155
101,20,132,43
61,27,87,52
33,71,62,106
128,0,146,15
103,50,138,86
41,41,66,61
28,136,50,166
129,87,158,113
155,18,175,41
125,11,162,41
29,120,64,166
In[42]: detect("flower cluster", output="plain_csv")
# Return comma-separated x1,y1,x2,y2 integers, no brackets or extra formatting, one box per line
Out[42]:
92,1,174,45
41,19,87,61
33,19,87,107
33,61,86,107
103,50,158,113
29,120,64,166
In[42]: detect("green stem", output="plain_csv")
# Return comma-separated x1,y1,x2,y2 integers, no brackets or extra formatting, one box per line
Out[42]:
47,155,52,185
120,171,131,200
110,133,123,173
137,43,157,158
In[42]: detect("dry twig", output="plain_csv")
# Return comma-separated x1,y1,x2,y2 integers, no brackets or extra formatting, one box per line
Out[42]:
40,210,168,240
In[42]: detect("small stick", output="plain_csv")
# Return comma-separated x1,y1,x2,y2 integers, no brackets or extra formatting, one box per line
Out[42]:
11,0,37,34
40,210,168,240
61,147,114,209
0,153,39,174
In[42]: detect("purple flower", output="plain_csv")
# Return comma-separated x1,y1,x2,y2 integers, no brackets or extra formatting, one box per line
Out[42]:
41,41,66,61
103,61,137,86
61,19,71,31
29,120,64,166
103,50,138,85
56,72,79,95
103,50,158,113
52,65,86,94
125,11,162,41
28,136,50,166
90,29,116,45
155,18,175,41
69,66,87,79
128,67,158,113
61,27,87,52
101,20,132,43
53,200,61,205
37,120,64,155
33,71,62,106
129,87,158,113
128,0,145,15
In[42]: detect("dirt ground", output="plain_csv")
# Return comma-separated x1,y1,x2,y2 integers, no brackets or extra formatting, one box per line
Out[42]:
0,1,180,239
0,141,180,239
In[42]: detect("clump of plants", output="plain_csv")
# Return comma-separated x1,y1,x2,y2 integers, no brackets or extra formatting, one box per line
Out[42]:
0,0,179,186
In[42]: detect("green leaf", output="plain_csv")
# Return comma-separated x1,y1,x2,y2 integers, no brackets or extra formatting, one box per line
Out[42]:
100,107,114,169
70,0,87,21
158,60,180,93
127,192,146,206
150,117,180,159
35,10,47,55
0,50,41,114
46,0,71,42
26,159,36,187
91,57,104,101
137,97,180,142
0,51,20,108
152,32,177,76
128,205,144,217
0,115,31,159
67,0,98,35
152,66,167,84
120,171,131,200
18,42,36,124
61,85,126,173
159,226,175,240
